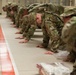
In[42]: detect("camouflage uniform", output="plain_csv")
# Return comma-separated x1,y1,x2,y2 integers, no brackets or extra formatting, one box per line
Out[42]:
27,3,40,11
62,17,76,75
6,3,12,18
11,4,18,24
17,3,41,28
21,3,64,34
19,7,44,34
41,11,63,52
20,12,37,41
28,3,64,15
61,9,76,75
15,7,26,28
18,3,64,45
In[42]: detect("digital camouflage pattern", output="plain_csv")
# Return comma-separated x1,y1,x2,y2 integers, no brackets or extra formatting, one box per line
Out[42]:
17,4,64,51
29,3,64,15
15,7,26,28
20,12,37,41
27,3,40,11
62,17,76,75
41,11,64,52
61,8,76,17
19,7,45,34
11,4,18,24
6,3,12,17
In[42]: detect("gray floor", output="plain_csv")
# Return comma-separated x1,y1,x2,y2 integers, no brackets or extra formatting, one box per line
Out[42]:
0,15,73,75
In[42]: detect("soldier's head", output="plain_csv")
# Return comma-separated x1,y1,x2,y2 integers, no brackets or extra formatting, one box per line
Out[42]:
61,8,76,23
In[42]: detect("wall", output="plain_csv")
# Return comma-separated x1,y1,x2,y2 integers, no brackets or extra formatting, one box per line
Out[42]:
0,0,2,14
1,0,76,14
75,0,76,5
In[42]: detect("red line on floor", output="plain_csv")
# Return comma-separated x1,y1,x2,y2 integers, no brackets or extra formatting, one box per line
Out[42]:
0,26,15,75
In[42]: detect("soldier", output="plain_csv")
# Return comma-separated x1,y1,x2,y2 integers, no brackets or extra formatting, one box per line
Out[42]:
11,3,18,25
18,10,63,53
16,3,64,33
28,3,64,15
61,8,76,75
2,5,7,12
15,7,28,28
15,4,64,53
15,3,40,28
15,3,64,33
6,2,12,18
15,7,43,43
37,11,64,53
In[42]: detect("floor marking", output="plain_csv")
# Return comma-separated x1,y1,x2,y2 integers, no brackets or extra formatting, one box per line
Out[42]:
0,26,15,75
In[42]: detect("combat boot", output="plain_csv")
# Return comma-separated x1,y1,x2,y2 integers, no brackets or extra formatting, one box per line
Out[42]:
63,54,75,62
63,51,75,62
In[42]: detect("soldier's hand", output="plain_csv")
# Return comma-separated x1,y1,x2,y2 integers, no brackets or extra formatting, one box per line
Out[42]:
15,32,22,34
19,39,28,43
12,25,16,28
44,51,53,55
15,36,24,39
37,44,44,48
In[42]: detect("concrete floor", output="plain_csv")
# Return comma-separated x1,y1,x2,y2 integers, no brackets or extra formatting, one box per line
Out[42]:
0,15,73,75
